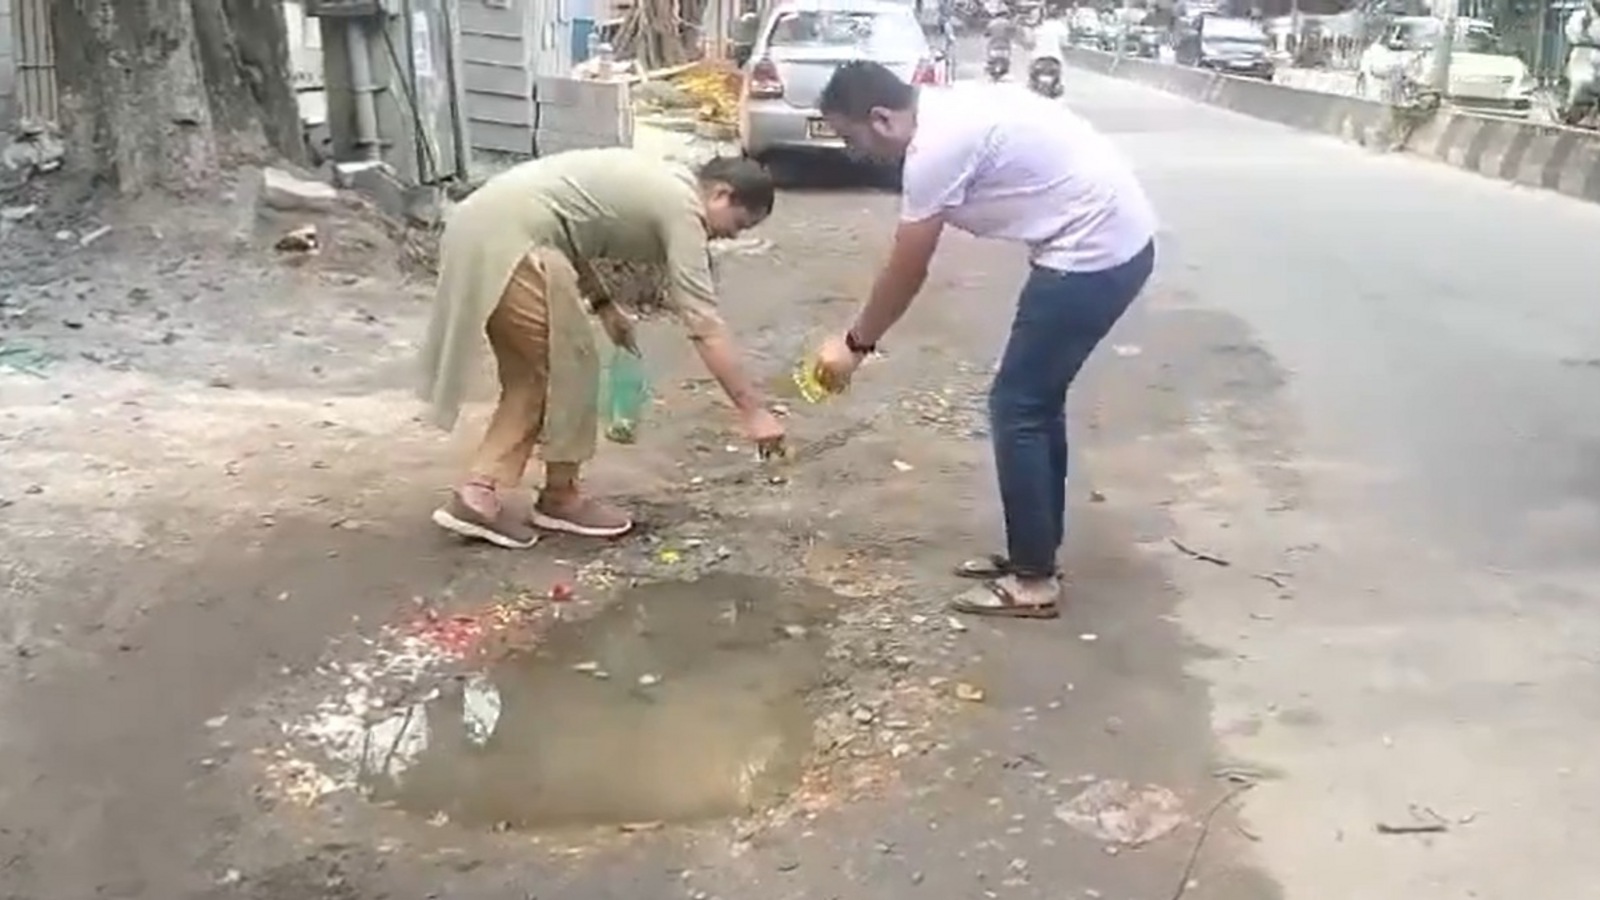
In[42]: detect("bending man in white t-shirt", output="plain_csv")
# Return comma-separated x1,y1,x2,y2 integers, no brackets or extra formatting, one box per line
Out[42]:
811,62,1157,619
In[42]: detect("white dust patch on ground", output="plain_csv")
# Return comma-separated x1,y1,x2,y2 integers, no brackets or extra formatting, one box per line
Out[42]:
266,631,469,808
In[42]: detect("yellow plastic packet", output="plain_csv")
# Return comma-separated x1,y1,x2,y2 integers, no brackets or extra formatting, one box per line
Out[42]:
792,353,845,404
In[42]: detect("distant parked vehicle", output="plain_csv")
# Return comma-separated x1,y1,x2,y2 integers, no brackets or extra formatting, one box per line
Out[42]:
1355,16,1531,115
1133,24,1164,58
1174,15,1274,80
738,0,943,164
1068,7,1103,46
1104,21,1145,55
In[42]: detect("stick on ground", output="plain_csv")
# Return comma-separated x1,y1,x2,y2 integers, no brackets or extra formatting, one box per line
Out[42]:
1170,538,1232,567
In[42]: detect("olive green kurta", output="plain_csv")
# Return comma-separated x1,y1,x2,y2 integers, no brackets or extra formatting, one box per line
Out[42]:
418,148,726,449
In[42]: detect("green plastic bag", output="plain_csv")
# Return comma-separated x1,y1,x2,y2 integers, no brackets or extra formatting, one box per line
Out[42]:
599,346,649,444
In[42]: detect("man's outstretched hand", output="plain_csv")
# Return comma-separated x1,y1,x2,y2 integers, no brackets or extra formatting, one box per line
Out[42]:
598,304,639,355
742,406,786,457
813,332,865,393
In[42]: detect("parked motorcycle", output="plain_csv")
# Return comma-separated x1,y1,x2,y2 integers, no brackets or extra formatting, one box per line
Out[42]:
1389,71,1442,112
1560,73,1600,127
1559,68,1600,126
1135,26,1163,58
1559,56,1600,126
1028,57,1063,97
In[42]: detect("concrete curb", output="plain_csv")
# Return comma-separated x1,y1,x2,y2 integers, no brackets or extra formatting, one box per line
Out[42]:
1065,47,1600,204
1402,111,1600,201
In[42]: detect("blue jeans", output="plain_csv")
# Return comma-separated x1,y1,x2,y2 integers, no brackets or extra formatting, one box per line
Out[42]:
988,240,1155,578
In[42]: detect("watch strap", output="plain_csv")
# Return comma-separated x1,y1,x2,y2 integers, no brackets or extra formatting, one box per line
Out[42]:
845,329,876,355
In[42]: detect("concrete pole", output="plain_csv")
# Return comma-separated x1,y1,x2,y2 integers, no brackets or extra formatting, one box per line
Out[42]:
1533,0,1546,76
1429,0,1457,95
1287,0,1300,62
711,0,731,61
343,18,382,161
1115,3,1126,57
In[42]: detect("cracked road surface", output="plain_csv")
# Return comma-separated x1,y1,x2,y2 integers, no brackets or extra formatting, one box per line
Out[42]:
1,67,1598,900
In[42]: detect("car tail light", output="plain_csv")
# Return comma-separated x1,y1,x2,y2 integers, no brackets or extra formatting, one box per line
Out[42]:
749,58,784,99
912,59,939,85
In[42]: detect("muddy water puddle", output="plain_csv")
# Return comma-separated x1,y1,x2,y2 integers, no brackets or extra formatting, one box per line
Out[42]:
359,574,840,830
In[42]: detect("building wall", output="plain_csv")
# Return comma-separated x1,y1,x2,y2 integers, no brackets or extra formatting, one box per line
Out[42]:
460,0,538,154
3,0,63,128
1,0,15,126
282,1,328,128
1,0,618,160
528,0,574,77
2,1,321,132
458,0,628,160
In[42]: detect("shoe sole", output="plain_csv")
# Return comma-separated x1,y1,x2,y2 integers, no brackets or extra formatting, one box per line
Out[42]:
530,510,635,538
432,507,539,549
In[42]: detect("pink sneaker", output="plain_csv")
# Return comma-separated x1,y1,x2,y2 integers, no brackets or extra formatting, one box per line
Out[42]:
432,493,540,549
530,494,634,538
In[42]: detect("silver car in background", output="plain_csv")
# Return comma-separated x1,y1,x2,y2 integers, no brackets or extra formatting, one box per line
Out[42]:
737,0,944,162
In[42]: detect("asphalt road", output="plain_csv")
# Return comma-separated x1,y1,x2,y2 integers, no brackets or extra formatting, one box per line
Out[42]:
1057,68,1600,899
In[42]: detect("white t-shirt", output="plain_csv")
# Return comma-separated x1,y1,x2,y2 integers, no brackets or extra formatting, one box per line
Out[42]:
900,83,1156,273
1032,19,1070,62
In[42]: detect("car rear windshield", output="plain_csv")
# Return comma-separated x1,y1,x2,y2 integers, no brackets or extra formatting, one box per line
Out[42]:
1394,20,1499,53
769,10,919,49
1202,19,1265,41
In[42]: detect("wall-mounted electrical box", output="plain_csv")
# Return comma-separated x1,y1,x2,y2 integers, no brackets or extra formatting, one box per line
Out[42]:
304,0,397,17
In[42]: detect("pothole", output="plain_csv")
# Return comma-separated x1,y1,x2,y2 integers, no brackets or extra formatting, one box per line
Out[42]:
348,574,840,830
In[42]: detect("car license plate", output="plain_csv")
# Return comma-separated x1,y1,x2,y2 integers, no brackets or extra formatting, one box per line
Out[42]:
808,119,836,139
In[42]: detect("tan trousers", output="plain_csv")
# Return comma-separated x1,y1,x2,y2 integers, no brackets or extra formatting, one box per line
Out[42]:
469,248,599,487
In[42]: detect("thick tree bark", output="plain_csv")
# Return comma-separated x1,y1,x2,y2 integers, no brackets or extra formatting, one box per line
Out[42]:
51,0,304,194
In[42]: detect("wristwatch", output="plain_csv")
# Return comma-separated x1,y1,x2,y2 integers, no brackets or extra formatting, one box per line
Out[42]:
844,329,876,356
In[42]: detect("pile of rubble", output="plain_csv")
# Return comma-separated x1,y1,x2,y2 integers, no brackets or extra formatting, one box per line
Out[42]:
632,60,743,141
671,61,743,128
1,120,66,190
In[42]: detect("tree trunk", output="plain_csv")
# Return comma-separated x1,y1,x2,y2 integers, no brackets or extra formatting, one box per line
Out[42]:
51,0,304,194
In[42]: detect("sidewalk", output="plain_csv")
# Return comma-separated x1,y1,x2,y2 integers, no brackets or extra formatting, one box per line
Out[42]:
633,113,738,164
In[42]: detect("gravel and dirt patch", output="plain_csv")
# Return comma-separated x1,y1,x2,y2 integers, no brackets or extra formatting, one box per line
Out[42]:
1,166,1274,900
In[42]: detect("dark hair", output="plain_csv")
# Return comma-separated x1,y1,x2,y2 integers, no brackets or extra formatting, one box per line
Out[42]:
696,156,775,216
818,61,915,121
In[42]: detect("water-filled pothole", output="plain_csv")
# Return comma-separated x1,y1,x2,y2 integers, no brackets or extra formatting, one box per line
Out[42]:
359,574,840,830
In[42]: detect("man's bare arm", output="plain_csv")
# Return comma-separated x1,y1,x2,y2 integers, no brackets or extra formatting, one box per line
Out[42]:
690,327,765,414
661,214,767,414
851,216,945,345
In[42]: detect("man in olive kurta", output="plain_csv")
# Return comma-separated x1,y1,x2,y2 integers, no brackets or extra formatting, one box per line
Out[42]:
419,150,783,549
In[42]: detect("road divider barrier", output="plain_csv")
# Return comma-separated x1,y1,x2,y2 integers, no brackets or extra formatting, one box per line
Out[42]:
1272,68,1361,97
1403,112,1600,202
1064,48,1600,206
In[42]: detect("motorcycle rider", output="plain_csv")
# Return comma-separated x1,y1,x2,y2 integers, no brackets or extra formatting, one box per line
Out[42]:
1028,2,1069,96
1567,0,1600,45
1564,0,1600,124
1035,7,1069,58
985,7,1031,80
